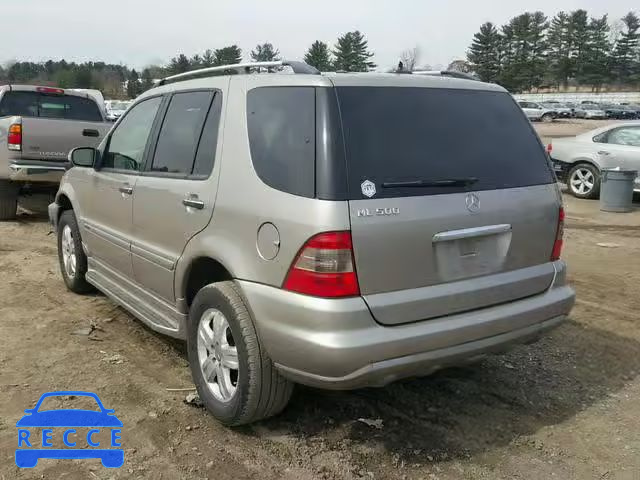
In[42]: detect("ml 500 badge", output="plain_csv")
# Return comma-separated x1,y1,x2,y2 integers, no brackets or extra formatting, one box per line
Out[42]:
357,207,400,217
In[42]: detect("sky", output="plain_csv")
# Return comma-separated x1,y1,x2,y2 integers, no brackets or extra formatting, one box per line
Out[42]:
2,0,634,71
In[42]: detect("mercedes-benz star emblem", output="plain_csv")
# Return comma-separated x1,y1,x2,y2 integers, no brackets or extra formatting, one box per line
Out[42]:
465,193,480,212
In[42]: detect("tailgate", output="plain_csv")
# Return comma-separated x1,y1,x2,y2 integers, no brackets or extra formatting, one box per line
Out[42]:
20,117,108,163
350,185,560,325
334,86,560,326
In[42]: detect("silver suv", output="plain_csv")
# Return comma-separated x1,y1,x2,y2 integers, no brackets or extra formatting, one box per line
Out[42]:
49,60,575,426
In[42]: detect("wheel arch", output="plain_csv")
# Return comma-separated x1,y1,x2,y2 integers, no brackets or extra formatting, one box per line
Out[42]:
181,256,234,308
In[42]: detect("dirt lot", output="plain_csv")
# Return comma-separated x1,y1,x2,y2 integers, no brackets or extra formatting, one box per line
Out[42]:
1,163,640,478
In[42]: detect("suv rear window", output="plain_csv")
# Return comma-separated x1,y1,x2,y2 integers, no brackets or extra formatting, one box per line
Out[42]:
0,91,102,121
336,87,554,199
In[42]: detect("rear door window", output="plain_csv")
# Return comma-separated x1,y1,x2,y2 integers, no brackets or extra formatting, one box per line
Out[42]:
150,91,214,175
607,127,640,147
247,87,315,198
336,87,554,199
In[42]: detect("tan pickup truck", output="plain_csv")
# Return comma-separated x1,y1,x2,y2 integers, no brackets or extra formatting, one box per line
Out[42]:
0,85,110,219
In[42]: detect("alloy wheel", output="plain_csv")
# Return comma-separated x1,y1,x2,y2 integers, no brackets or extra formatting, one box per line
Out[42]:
61,225,77,278
197,308,239,402
570,167,595,196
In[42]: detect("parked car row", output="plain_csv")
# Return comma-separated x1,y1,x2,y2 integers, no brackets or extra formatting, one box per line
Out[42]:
104,100,133,121
520,99,640,120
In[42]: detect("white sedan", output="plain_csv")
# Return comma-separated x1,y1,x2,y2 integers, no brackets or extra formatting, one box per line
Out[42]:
550,121,640,198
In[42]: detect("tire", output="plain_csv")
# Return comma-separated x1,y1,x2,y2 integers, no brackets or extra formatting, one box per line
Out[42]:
541,113,554,123
187,281,293,426
0,180,19,221
57,210,93,293
567,163,600,199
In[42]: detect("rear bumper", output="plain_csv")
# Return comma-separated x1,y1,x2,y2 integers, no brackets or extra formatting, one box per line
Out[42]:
8,160,67,183
551,158,571,182
238,262,575,390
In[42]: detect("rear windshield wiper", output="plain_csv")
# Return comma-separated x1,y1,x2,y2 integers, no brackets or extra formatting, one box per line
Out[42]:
382,177,478,188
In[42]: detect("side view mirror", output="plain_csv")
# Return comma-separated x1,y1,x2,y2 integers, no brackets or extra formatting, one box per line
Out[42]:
69,147,96,168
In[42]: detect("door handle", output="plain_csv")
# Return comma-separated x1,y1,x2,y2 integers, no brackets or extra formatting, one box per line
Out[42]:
82,128,100,137
119,186,133,195
597,151,611,156
182,198,205,210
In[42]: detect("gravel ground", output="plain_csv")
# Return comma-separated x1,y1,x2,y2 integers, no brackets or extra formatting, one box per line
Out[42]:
0,192,639,480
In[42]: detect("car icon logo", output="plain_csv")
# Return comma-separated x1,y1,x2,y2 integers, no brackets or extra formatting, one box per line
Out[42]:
15,391,124,468
465,193,480,213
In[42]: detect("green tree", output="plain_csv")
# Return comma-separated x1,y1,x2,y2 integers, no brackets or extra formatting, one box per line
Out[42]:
569,10,591,83
126,69,142,98
190,54,203,69
168,54,190,75
304,41,333,71
214,45,242,66
250,43,280,62
202,49,216,67
74,66,93,88
54,69,75,88
141,69,155,92
499,12,548,92
610,12,640,83
546,12,572,87
579,15,612,89
467,22,503,83
333,31,376,72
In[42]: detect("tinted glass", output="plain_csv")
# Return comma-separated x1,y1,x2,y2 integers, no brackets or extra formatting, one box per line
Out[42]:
192,93,223,177
0,91,39,117
608,127,640,147
39,95,69,119
102,97,161,171
63,96,103,121
0,91,102,121
151,91,213,174
336,87,554,199
247,87,315,198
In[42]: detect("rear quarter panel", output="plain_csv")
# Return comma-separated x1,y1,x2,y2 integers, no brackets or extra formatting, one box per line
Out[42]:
552,139,606,170
174,75,351,302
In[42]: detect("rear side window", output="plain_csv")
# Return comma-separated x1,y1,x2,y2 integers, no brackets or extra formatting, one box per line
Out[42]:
0,91,39,117
336,87,554,199
247,87,315,198
59,95,103,121
151,91,213,175
0,91,102,121
192,93,223,177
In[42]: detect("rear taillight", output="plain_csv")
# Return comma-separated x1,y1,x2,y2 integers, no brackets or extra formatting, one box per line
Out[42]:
551,207,565,261
7,124,22,151
283,231,360,298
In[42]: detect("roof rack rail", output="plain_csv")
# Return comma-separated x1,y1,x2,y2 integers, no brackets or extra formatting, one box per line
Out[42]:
157,60,320,86
411,70,478,81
